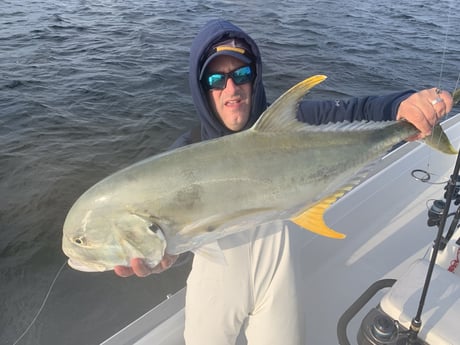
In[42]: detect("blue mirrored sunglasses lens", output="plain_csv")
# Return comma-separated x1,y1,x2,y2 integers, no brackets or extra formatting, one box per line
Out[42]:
205,66,253,90
207,74,226,89
232,66,252,84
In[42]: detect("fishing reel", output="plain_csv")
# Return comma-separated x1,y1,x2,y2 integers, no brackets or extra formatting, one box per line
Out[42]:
427,174,460,227
444,174,460,205
357,308,428,345
337,279,429,345
427,199,446,227
427,173,460,249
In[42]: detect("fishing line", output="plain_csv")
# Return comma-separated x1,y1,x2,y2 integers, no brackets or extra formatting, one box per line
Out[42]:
436,5,450,90
410,168,449,185
436,0,456,90
424,0,455,173
455,72,460,94
12,261,67,345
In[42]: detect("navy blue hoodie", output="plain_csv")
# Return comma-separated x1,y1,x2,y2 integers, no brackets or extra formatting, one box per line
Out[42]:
172,19,415,148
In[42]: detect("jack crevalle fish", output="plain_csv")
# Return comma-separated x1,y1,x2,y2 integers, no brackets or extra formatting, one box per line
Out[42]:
62,75,457,272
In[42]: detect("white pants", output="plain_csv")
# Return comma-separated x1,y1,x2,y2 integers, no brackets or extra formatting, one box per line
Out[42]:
184,221,306,345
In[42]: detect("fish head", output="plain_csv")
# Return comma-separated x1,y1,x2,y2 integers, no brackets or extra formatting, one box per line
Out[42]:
62,194,167,272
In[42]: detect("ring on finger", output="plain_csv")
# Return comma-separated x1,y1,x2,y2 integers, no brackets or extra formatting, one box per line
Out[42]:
431,97,443,106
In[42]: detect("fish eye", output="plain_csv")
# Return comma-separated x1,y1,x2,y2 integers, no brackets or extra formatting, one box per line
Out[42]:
149,223,161,234
73,236,87,246
148,223,165,242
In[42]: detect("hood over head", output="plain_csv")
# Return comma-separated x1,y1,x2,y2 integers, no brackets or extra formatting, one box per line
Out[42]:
189,19,267,140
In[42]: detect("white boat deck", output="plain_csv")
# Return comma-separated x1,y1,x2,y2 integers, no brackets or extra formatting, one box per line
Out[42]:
101,114,460,345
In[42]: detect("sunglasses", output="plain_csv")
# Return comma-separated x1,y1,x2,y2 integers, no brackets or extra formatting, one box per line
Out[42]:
202,65,254,90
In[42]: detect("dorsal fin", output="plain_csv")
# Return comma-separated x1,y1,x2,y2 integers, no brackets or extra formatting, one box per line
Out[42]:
252,75,327,132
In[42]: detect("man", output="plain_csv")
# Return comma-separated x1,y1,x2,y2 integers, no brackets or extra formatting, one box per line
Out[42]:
115,19,453,344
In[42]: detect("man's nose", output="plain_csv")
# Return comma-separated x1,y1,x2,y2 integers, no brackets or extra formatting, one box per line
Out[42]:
224,77,238,91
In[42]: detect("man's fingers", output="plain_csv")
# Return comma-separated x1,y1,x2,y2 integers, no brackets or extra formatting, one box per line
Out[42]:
114,265,135,277
131,258,154,277
114,254,179,277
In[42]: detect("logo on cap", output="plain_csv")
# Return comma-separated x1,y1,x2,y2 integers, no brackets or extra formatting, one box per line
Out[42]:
200,38,253,80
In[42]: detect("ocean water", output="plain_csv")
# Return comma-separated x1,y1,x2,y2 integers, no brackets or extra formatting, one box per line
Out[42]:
1,0,459,344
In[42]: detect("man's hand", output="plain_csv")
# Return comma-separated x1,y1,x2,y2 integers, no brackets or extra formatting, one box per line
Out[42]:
114,254,179,277
397,88,453,141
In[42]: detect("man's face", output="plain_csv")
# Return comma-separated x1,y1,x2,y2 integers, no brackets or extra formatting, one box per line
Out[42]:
204,55,252,131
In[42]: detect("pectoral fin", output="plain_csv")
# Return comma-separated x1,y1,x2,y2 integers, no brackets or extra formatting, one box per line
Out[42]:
290,191,347,239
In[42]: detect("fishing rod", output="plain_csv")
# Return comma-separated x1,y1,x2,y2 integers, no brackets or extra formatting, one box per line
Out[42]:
407,146,460,343
434,89,460,249
405,88,460,343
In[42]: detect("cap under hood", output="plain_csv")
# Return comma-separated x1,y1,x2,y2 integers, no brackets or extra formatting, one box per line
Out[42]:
189,19,267,140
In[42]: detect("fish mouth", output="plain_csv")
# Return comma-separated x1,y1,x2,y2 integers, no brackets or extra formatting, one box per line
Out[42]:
67,258,106,272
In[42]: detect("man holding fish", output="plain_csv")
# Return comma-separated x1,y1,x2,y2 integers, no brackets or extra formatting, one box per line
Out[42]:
111,19,453,344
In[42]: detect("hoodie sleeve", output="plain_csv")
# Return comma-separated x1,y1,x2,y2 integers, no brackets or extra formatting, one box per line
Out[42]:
297,90,416,125
169,131,193,150
168,125,203,150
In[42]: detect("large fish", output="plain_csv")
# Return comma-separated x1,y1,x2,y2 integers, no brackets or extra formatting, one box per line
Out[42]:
62,75,457,272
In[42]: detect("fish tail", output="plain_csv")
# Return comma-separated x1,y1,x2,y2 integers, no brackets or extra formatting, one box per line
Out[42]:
424,123,457,154
452,88,459,106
